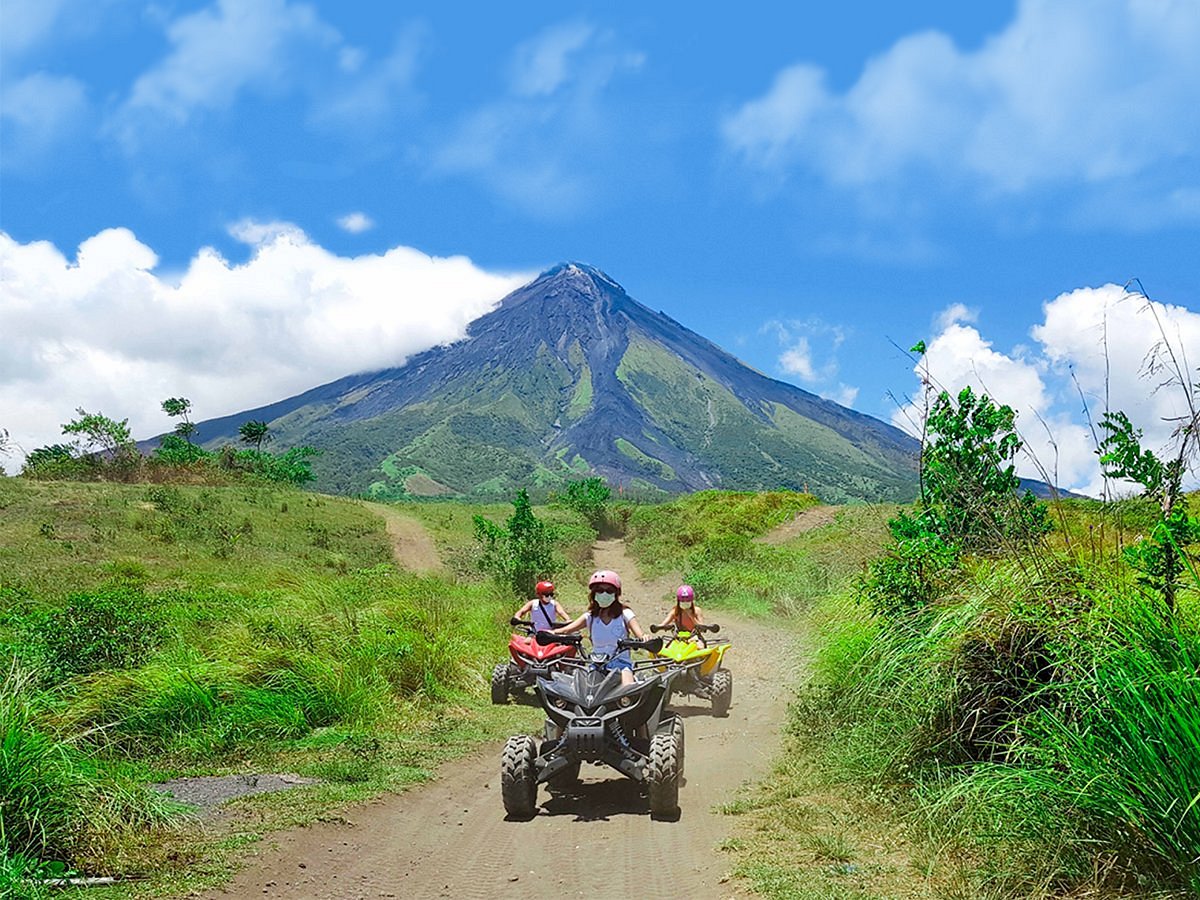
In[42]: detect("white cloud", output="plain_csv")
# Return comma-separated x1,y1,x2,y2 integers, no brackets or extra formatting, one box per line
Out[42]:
1,0,72,60
308,27,424,131
934,302,978,331
336,212,375,234
826,384,860,408
109,0,339,149
766,318,859,408
432,21,644,217
509,22,595,97
0,226,532,462
896,283,1200,494
723,0,1200,211
779,337,818,381
0,72,89,170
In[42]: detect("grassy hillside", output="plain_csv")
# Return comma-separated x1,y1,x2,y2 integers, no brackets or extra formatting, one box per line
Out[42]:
0,479,591,896
616,334,915,503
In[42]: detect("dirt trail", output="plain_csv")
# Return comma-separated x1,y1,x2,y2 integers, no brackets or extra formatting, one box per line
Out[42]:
200,540,798,900
755,504,838,545
361,501,444,573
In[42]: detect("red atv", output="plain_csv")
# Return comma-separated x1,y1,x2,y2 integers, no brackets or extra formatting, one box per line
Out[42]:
492,617,578,704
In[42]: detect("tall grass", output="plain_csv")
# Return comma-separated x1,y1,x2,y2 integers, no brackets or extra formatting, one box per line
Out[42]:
0,665,182,871
624,490,819,575
807,549,1200,895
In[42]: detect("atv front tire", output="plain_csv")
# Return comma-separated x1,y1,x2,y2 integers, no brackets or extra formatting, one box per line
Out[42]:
490,664,509,705
670,716,685,775
501,735,538,819
711,669,733,718
647,731,680,820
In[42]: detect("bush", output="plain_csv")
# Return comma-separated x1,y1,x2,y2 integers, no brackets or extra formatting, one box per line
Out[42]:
22,587,163,679
473,490,560,596
152,434,212,465
861,511,959,618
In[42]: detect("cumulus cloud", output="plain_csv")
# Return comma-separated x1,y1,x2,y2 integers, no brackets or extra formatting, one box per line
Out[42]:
336,212,375,234
0,226,531,461
765,318,860,409
432,21,645,217
934,302,978,331
723,0,1200,213
895,284,1200,494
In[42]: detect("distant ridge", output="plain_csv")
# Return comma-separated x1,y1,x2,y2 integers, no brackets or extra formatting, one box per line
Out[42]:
181,263,922,502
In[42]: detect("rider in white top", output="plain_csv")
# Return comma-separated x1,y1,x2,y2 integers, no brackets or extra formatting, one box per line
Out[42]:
515,581,569,632
586,607,637,656
550,570,646,686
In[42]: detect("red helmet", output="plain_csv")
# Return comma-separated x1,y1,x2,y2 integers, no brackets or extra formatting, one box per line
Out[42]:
676,585,695,603
536,580,555,596
588,570,621,594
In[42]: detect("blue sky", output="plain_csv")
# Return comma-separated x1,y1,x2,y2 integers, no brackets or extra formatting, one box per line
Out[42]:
2,0,1199,492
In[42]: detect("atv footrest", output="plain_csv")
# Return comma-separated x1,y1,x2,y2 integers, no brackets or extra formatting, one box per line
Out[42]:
563,718,605,760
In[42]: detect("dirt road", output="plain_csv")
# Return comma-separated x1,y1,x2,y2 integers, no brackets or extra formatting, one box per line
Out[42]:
755,505,838,545
360,502,444,573
201,539,798,899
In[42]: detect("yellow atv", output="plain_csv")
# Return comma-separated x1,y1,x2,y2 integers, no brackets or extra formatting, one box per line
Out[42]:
649,623,733,717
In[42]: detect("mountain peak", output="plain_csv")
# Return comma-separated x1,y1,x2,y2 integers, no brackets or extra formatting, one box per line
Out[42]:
535,262,626,296
183,262,921,503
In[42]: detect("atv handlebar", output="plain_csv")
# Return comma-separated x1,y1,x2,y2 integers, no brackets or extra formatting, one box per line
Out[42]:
535,630,583,646
651,623,720,634
617,636,664,654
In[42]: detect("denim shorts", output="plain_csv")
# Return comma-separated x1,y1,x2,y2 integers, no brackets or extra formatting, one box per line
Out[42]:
604,652,633,672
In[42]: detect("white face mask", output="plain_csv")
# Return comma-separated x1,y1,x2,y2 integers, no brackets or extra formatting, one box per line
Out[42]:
594,591,617,607
678,600,693,609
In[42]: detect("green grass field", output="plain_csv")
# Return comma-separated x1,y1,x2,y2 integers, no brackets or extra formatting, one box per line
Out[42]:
4,476,1197,899
0,479,581,897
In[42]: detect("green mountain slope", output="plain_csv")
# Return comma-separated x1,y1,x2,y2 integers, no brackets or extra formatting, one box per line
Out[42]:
180,264,920,502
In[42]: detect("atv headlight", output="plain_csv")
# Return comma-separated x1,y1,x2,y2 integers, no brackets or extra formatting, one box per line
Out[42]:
619,694,633,708
553,697,568,709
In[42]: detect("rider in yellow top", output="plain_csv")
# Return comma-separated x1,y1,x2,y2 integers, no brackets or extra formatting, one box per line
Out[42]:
658,585,703,634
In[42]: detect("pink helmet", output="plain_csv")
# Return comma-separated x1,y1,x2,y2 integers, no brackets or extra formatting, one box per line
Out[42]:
676,585,695,603
588,570,622,594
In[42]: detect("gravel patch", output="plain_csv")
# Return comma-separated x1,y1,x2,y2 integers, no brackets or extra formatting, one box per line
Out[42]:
153,774,318,810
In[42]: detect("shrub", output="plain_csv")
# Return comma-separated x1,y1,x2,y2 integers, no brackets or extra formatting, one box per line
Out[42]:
861,511,959,618
25,587,163,679
473,490,560,596
152,434,212,465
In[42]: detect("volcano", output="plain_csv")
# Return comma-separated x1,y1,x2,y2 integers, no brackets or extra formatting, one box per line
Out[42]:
186,263,920,501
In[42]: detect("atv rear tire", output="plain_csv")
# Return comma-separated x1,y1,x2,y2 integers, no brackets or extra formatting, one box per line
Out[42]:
490,664,509,705
501,735,538,819
647,731,680,820
711,669,733,718
546,760,581,792
670,716,685,775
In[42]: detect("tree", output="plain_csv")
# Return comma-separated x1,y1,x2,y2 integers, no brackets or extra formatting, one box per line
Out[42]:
61,408,134,459
561,476,611,528
473,489,560,596
1099,410,1199,615
920,385,1047,551
239,420,271,452
161,397,196,443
